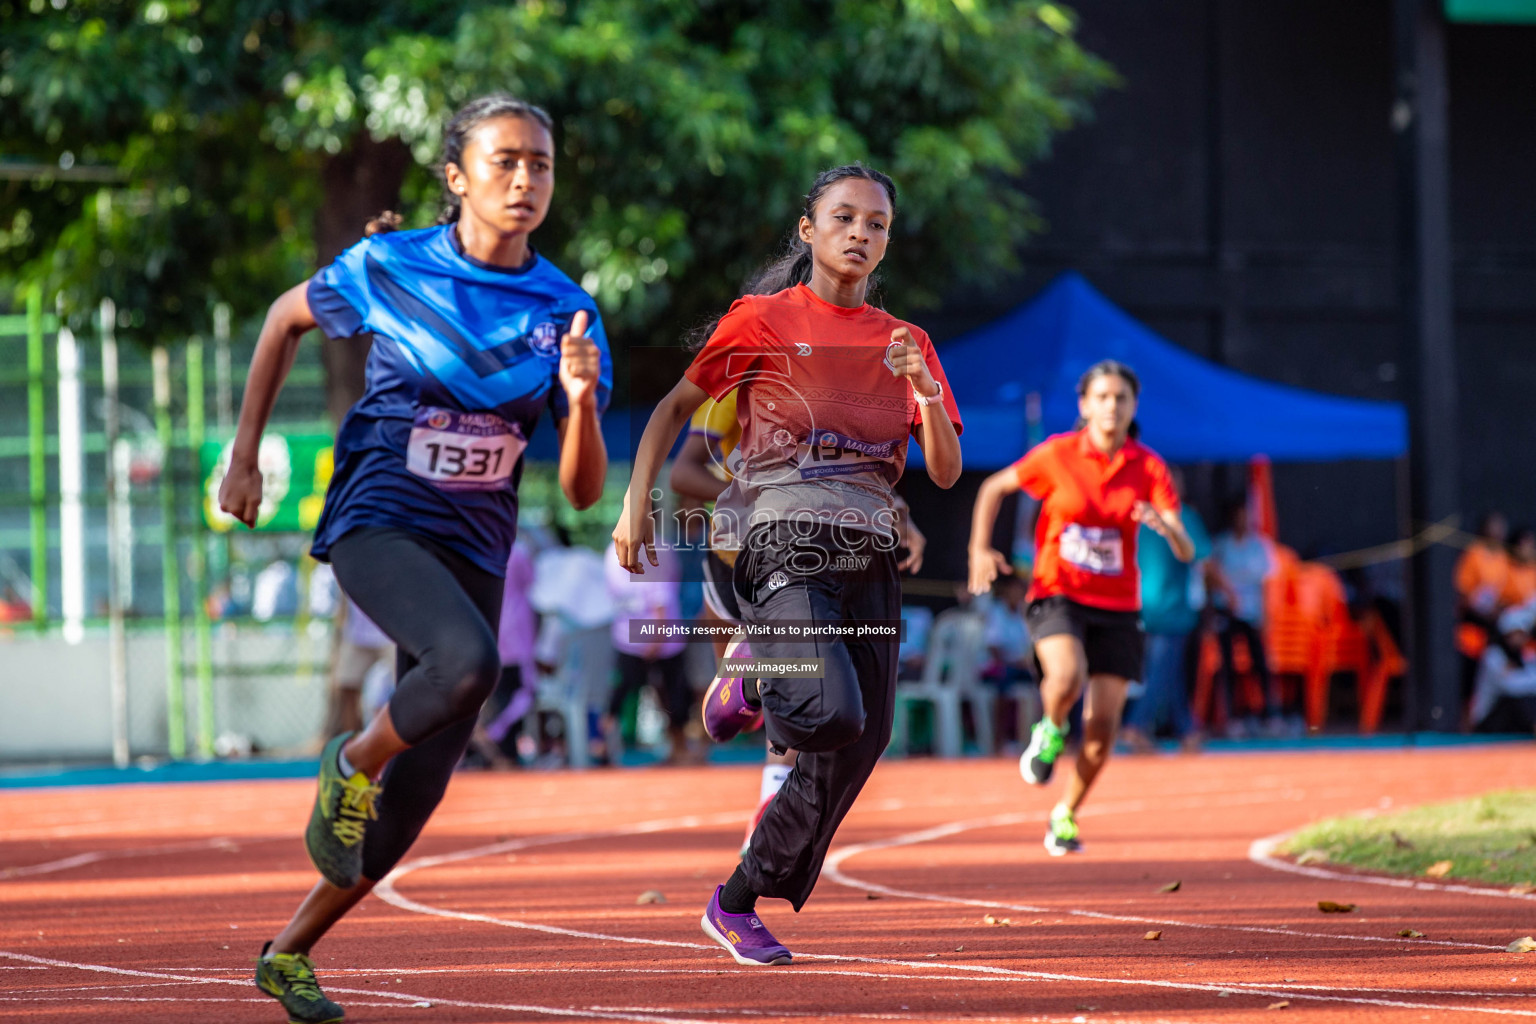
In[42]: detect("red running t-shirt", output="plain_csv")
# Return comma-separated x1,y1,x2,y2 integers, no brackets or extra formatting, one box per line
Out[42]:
684,284,962,544
1013,431,1179,612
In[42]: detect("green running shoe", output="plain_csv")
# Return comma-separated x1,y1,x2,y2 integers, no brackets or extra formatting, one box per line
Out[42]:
1044,803,1083,857
1020,718,1066,785
305,732,381,889
255,942,344,1023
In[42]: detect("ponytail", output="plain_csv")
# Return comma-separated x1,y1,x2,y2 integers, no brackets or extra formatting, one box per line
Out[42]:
363,210,402,237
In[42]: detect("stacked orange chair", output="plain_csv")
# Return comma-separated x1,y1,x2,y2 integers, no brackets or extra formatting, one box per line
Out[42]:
1192,545,1407,734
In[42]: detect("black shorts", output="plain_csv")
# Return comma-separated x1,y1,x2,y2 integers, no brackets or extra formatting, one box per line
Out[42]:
1027,595,1144,682
701,548,742,624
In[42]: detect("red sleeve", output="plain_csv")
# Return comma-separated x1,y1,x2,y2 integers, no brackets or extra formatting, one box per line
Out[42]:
1145,453,1181,514
910,327,963,436
684,297,758,401
1011,442,1052,499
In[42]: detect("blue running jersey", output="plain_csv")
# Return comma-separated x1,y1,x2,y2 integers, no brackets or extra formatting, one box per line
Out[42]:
307,224,611,576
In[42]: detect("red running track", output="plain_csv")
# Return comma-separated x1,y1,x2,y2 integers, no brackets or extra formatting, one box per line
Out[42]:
2,745,1534,1023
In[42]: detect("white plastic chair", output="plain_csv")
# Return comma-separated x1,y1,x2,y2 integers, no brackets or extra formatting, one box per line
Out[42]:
891,609,993,757
533,625,614,768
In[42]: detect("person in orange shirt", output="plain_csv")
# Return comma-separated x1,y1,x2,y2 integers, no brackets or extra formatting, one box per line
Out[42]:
1456,512,1511,705
1504,528,1536,609
968,361,1194,855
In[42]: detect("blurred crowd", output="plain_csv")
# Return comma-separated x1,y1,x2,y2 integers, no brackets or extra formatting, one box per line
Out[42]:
226,498,1536,769
1455,512,1536,733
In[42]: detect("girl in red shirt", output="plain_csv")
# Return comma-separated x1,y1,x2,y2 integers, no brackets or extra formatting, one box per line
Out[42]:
968,361,1193,855
615,164,962,964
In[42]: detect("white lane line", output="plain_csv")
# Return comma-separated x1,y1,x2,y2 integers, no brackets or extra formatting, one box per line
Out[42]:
0,836,271,879
0,995,408,1008
821,796,1507,953
1251,828,1536,903
582,1009,1207,1024
1224,982,1536,1000
380,810,1536,1016
0,950,715,1024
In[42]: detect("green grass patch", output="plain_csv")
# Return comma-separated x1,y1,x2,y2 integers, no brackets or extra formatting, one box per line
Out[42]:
1280,790,1536,888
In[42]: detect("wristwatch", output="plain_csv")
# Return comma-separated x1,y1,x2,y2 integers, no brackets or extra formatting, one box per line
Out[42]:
913,378,943,407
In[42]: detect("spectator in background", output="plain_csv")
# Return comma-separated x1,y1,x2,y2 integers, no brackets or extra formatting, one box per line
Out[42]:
322,596,394,740
981,572,1034,752
529,529,614,765
251,559,298,621
1504,527,1536,609
1456,512,1512,710
1469,598,1536,734
898,604,934,680
1123,468,1210,752
470,537,540,768
308,562,339,619
981,574,1033,686
603,540,697,765
1209,499,1279,737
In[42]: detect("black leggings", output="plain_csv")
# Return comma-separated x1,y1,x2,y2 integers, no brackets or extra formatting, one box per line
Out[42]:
734,522,899,911
329,526,504,880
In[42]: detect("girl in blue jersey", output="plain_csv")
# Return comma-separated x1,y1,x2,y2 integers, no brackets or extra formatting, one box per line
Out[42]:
219,95,610,1024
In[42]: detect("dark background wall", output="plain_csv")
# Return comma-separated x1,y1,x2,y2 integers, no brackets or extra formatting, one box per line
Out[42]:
907,0,1536,588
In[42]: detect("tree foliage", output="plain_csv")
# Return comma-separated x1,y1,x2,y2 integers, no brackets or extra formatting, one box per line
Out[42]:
0,0,487,339
3,0,1112,366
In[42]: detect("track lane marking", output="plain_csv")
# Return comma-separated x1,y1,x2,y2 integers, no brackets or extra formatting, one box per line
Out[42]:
378,806,1536,1017
0,950,720,1024
1251,827,1536,902
822,794,1509,953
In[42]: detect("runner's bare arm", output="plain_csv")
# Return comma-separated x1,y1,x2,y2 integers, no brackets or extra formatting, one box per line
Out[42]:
890,497,921,577
668,433,729,503
219,281,318,528
1134,501,1196,562
890,328,961,488
967,467,1021,595
555,310,607,510
614,377,710,574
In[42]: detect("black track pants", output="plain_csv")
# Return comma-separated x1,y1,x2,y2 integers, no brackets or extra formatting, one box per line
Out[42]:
733,523,899,911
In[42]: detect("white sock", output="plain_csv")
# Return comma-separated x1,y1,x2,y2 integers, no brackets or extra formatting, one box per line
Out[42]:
760,763,792,802
337,746,358,778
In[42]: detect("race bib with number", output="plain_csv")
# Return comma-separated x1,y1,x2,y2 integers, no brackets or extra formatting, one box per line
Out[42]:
406,407,527,492
794,430,898,481
1059,523,1125,576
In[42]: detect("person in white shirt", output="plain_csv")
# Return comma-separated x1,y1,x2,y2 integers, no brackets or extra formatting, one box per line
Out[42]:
1208,500,1279,736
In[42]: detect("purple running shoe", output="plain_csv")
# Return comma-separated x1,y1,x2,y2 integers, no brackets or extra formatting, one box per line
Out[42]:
700,885,792,966
702,635,763,743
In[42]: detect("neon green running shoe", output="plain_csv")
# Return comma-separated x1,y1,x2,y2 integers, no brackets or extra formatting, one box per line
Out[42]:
305,732,381,889
1020,718,1066,785
254,942,344,1023
1045,803,1083,857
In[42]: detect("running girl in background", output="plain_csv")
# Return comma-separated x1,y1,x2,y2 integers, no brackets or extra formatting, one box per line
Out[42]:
670,396,928,855
618,164,962,965
218,94,609,1023
967,361,1191,856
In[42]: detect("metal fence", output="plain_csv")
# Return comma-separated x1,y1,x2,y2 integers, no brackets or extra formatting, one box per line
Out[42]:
0,286,336,765
0,287,633,767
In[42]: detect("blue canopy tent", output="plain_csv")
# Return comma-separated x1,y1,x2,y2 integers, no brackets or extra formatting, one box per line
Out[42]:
926,272,1408,469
